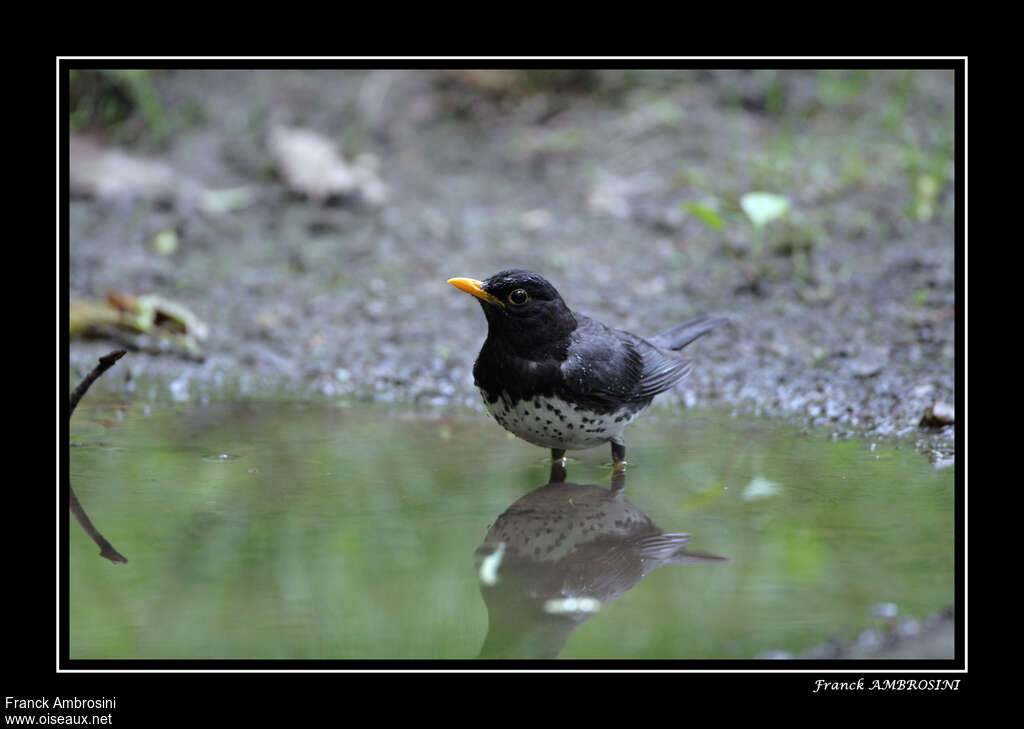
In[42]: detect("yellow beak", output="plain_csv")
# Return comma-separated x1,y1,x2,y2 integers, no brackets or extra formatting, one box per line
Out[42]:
448,277,505,307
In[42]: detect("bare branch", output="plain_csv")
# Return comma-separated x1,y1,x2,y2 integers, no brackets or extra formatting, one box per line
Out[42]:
69,349,129,563
69,349,126,415
69,485,127,563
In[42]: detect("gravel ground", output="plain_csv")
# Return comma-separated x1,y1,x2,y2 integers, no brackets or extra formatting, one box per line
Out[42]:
762,605,956,660
67,68,958,461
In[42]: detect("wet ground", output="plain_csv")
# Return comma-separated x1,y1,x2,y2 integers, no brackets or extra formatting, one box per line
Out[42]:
65,67,960,661
67,69,957,452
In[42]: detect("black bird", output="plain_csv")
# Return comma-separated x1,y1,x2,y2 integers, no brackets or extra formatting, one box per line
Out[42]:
448,269,726,470
475,474,727,659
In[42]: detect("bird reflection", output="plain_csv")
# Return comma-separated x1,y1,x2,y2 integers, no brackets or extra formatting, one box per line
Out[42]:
474,463,727,659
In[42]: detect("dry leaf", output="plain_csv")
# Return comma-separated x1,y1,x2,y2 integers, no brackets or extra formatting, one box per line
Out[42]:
267,125,387,206
70,136,178,202
70,292,208,357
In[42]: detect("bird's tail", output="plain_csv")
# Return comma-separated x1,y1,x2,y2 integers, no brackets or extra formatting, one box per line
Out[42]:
633,532,729,564
648,316,729,351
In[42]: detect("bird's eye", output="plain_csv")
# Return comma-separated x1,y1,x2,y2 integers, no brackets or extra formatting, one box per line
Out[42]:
508,288,529,305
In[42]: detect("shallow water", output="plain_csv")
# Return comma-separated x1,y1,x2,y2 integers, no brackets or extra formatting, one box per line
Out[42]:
67,397,954,660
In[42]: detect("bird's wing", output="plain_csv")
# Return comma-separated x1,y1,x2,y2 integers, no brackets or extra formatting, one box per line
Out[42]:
630,338,694,400
559,316,693,407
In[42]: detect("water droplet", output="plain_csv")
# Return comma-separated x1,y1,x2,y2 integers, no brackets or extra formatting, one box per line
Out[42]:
203,453,238,462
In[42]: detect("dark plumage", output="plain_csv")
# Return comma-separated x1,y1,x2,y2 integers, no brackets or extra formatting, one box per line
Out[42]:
449,269,726,469
475,475,727,658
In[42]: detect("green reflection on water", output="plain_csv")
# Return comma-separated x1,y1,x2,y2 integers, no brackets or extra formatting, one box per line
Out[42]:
68,400,954,660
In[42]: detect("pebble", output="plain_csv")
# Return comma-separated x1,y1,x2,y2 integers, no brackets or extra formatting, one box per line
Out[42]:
871,601,899,618
920,401,955,427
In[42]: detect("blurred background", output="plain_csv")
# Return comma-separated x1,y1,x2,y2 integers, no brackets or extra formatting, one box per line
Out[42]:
67,67,956,442
65,66,958,661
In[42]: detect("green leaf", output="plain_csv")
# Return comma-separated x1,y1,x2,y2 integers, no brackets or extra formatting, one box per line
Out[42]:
151,229,178,255
683,201,725,232
740,192,790,228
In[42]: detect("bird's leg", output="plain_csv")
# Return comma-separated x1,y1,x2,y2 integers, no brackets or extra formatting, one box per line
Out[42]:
611,440,627,473
549,448,567,484
610,468,626,492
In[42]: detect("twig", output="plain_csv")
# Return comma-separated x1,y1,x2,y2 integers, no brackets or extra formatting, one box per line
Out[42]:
69,349,126,414
69,485,127,563
69,349,128,563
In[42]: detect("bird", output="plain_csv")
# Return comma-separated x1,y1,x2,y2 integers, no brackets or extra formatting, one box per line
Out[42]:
448,269,726,470
475,474,727,658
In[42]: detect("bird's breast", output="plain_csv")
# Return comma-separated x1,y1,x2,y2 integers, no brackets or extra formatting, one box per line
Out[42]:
479,390,650,450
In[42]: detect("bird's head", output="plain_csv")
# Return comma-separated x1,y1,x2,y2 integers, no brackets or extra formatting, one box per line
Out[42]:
448,269,577,354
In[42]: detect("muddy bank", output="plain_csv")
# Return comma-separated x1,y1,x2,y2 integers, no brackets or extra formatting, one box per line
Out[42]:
67,69,957,458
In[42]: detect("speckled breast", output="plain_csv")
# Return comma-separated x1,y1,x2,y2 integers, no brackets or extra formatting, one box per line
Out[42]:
480,391,649,450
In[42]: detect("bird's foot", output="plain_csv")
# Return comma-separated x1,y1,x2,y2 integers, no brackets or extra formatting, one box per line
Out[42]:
608,458,629,483
600,458,628,479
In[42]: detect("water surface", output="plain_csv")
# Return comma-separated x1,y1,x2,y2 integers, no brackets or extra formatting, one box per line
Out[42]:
68,398,954,660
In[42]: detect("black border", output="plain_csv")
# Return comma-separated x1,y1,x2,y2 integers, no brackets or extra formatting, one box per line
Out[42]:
55,57,966,702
